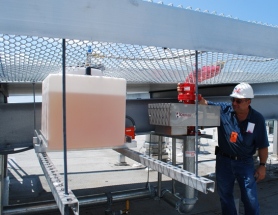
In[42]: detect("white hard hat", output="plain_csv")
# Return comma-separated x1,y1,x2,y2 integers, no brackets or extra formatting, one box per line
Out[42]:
230,83,254,98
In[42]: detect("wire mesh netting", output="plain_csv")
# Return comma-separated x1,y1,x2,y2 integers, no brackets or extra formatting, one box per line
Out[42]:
1,34,278,84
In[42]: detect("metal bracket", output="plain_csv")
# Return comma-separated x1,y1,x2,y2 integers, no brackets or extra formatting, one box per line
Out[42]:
33,130,47,153
37,152,79,215
34,130,79,215
114,148,215,194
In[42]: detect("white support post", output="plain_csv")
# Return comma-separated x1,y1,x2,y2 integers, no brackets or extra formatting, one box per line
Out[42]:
0,155,4,214
272,120,278,160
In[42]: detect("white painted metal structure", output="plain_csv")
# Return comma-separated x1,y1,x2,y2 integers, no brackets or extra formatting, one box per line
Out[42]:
0,0,278,87
1,0,278,58
114,148,215,193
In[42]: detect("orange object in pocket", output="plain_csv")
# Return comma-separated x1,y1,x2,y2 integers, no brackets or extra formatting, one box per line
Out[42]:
230,131,238,143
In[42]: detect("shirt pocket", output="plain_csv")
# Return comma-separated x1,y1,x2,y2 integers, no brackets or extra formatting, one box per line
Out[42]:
243,132,254,147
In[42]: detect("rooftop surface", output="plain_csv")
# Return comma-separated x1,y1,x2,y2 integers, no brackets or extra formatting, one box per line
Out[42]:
5,131,278,215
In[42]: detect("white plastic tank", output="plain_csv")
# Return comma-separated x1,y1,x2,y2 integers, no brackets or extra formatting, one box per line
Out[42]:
41,73,126,151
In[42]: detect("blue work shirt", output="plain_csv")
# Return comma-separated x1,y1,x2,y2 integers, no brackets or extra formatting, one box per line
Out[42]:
208,101,269,158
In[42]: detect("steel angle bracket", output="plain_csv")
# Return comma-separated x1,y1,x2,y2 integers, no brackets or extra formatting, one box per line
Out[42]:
33,130,47,153
114,148,215,194
36,152,79,215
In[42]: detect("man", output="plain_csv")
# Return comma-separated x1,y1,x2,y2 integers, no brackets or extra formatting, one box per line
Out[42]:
199,83,269,215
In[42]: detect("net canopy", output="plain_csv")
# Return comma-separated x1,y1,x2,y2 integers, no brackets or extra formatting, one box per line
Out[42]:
1,34,277,85
1,1,278,87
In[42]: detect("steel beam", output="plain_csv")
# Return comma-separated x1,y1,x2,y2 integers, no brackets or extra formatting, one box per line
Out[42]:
36,152,79,215
114,148,215,194
1,1,278,58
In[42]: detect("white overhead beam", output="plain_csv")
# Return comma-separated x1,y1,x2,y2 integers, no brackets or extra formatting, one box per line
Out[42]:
1,0,278,58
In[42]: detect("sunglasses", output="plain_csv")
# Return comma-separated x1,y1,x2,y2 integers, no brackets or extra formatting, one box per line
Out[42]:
231,98,249,104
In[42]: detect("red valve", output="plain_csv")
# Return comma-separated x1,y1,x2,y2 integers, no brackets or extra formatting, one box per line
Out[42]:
177,83,202,104
177,83,202,135
177,63,224,135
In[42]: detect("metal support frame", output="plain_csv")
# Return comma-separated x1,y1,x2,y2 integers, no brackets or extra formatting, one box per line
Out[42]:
2,0,278,59
3,187,153,215
114,148,214,194
171,138,176,194
0,155,4,215
34,132,79,215
0,154,9,214
36,152,79,215
272,120,278,160
183,136,196,199
157,136,163,198
181,136,198,213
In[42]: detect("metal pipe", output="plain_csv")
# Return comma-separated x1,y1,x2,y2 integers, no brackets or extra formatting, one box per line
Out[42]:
166,136,196,213
108,188,153,202
32,82,36,136
162,189,197,214
183,136,196,200
3,188,153,215
171,138,176,194
194,50,199,177
3,155,8,207
0,155,4,215
62,38,69,197
157,135,163,197
273,120,278,158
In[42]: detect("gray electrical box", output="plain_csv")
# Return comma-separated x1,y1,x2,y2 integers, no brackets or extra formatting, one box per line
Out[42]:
148,103,220,135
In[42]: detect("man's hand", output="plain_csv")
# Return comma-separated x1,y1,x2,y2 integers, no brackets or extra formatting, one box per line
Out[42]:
255,147,268,182
199,97,208,105
254,165,266,182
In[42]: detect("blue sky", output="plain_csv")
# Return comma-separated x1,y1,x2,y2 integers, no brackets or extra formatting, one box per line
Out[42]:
158,0,278,26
